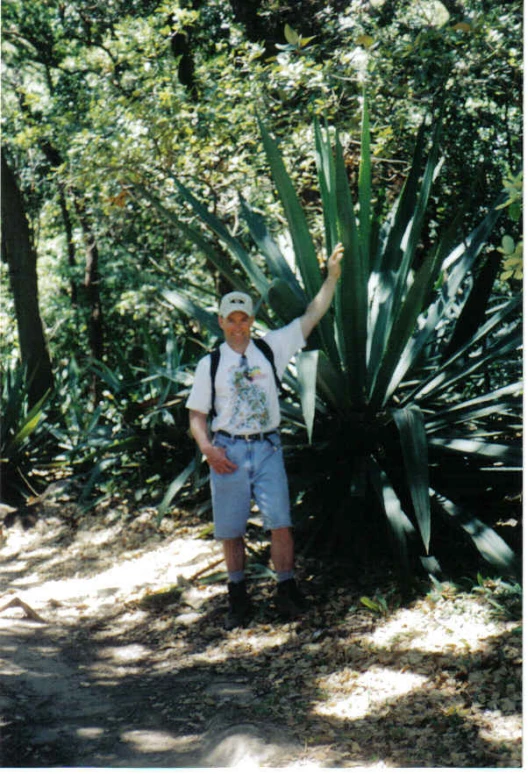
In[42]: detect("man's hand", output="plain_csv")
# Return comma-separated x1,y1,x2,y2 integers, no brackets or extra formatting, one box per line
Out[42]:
204,444,238,475
189,410,238,475
327,242,344,281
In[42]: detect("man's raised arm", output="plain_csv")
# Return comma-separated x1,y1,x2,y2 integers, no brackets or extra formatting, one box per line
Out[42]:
300,242,344,340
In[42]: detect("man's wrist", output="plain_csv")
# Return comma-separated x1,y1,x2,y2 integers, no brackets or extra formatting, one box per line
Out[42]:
201,441,215,456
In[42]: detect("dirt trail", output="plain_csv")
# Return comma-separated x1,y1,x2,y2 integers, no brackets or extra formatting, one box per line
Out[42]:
0,498,522,768
0,505,304,767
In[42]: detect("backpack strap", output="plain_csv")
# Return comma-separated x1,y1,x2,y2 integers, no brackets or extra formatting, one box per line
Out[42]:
209,345,221,418
253,338,282,393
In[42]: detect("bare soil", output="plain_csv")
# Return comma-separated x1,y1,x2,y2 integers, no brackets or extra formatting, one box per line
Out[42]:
0,490,522,768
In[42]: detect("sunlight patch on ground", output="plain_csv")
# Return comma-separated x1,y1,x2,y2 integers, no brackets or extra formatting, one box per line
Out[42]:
121,729,199,753
96,643,151,663
76,727,105,739
178,627,292,669
3,521,220,616
476,709,522,745
313,666,427,721
365,601,501,653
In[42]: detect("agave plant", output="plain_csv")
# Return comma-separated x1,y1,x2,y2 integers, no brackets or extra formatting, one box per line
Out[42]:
146,101,521,579
0,364,52,503
50,332,196,509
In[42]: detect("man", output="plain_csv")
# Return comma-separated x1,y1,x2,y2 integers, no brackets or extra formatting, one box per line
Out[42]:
186,242,344,628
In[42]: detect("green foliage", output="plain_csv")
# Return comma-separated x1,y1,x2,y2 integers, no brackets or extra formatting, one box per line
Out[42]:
472,574,522,621
497,171,523,281
0,0,522,562
52,333,195,509
164,106,521,579
0,365,52,502
0,333,196,511
360,594,390,617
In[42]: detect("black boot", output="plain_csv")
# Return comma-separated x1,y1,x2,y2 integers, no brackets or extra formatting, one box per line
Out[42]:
275,578,307,618
225,580,252,630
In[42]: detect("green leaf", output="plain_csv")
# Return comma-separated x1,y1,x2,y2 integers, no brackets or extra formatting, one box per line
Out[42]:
162,288,222,338
132,183,245,293
313,116,338,257
358,92,372,270
425,382,522,432
398,195,507,392
257,115,340,367
239,195,304,295
412,311,521,402
432,490,519,575
157,457,198,525
173,179,270,295
334,131,367,404
267,278,308,324
296,350,319,443
392,405,431,553
367,121,429,388
315,350,350,416
369,457,415,576
500,235,515,255
429,438,521,468
7,389,49,452
360,596,381,612
284,23,299,45
257,116,320,297
392,119,443,319
370,244,442,408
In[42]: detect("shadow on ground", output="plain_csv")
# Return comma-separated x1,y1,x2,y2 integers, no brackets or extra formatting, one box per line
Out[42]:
1,576,522,767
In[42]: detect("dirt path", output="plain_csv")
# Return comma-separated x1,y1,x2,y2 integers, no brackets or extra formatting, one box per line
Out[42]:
0,498,522,768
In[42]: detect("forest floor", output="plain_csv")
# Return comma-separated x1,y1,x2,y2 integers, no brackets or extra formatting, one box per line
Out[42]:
0,485,522,769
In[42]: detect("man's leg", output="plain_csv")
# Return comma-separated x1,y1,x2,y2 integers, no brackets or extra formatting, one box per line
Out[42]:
252,437,306,616
271,526,306,616
209,436,252,629
223,536,252,629
270,527,294,575
223,536,246,579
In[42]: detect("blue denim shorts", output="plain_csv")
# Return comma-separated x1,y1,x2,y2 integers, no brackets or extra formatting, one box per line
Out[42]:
210,431,292,540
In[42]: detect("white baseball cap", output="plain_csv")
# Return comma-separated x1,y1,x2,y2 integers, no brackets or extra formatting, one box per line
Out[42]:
219,291,254,319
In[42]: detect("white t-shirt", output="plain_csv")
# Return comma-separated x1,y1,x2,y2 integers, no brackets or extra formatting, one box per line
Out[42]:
186,317,306,434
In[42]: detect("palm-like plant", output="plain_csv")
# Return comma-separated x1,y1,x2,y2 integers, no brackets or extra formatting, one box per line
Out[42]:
0,365,52,503
148,101,521,579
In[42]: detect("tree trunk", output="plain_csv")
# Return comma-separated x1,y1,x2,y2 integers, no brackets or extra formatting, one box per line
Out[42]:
1,149,54,407
73,201,104,400
40,140,104,399
40,141,78,306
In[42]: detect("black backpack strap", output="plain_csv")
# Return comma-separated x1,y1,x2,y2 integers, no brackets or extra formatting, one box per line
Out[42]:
253,337,282,393
209,346,221,418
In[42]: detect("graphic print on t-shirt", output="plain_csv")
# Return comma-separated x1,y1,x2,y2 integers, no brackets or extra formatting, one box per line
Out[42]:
230,362,270,432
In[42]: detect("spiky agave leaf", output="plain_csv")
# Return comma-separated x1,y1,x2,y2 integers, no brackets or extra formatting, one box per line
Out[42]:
132,183,247,295
424,382,522,433
334,130,368,405
431,490,520,578
392,405,431,554
239,195,305,297
367,121,430,387
257,115,341,369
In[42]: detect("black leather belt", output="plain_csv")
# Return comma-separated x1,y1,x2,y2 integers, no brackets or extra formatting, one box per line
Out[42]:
216,429,278,441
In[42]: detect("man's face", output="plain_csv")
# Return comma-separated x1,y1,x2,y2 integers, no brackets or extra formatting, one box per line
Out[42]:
218,311,254,352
